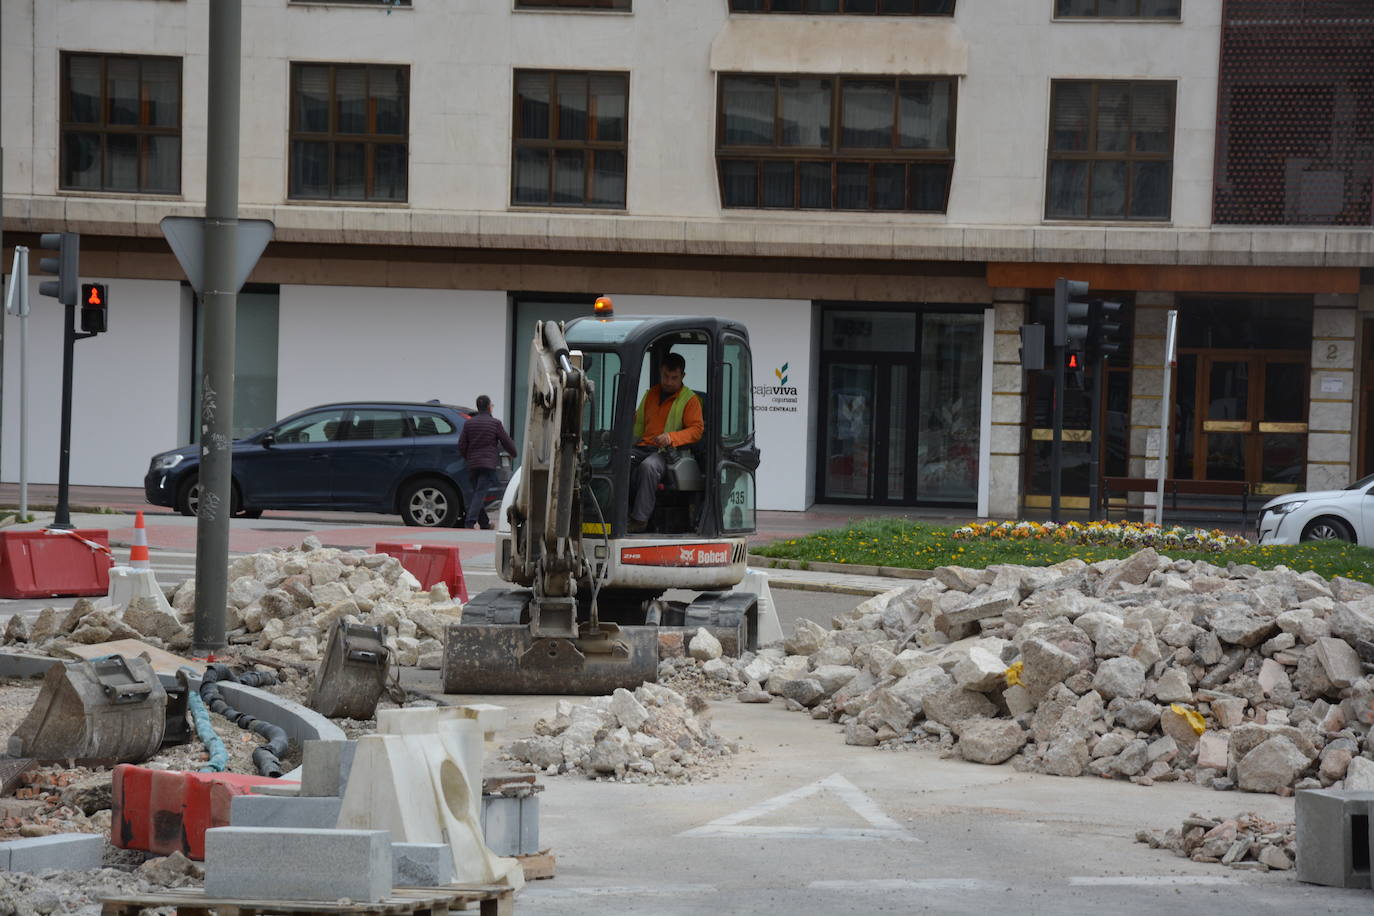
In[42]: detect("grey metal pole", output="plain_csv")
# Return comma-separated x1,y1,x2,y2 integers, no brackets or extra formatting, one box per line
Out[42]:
193,0,242,654
19,274,28,521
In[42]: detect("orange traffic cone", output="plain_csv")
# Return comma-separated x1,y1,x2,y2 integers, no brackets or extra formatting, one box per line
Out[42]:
129,511,151,569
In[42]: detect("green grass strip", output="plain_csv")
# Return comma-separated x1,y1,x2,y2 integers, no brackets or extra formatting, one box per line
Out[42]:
756,518,1374,584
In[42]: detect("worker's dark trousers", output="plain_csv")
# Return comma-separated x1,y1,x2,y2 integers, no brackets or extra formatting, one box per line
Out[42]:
631,448,667,523
465,467,501,528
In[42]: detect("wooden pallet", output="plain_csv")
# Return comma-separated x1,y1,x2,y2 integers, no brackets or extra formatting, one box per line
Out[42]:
516,850,555,881
99,884,513,916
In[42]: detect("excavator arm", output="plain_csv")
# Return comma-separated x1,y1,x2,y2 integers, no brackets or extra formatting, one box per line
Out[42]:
508,320,592,639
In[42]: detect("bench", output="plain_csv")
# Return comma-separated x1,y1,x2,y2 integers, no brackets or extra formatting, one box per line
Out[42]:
1103,477,1251,525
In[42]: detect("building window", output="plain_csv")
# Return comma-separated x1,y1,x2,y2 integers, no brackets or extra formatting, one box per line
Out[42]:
1054,0,1180,17
512,70,628,209
716,74,955,212
729,0,955,13
60,53,182,194
517,0,630,8
289,0,413,5
1045,80,1174,220
289,63,409,202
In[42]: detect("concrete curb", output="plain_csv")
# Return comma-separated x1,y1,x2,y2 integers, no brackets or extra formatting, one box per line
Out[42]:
767,580,889,597
748,554,933,580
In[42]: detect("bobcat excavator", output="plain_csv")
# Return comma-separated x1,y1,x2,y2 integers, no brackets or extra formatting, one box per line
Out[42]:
442,299,767,694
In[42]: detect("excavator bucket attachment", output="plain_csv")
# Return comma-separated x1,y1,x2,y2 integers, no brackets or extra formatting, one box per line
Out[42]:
307,620,391,720
442,623,660,695
7,655,166,762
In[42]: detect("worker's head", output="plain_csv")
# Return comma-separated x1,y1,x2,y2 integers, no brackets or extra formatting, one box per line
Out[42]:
659,353,686,395
476,395,492,413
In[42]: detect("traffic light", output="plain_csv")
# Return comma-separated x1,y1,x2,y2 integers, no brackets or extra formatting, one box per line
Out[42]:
1054,277,1090,346
80,283,108,333
37,232,80,307
1019,323,1045,371
1088,300,1123,361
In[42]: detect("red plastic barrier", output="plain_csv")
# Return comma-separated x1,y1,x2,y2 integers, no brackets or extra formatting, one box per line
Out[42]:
0,529,113,598
112,765,297,860
374,541,469,604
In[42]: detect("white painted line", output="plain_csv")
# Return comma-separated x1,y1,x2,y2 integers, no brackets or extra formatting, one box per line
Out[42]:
1068,876,1238,887
521,883,717,898
677,773,920,843
811,879,1000,892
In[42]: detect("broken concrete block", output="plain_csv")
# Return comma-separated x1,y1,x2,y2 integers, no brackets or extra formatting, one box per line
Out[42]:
204,827,391,902
393,843,455,887
1295,789,1374,889
300,740,358,798
1314,637,1363,689
0,833,103,872
230,794,342,829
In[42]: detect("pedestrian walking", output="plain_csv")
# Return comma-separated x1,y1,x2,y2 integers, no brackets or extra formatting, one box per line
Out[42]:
456,395,517,529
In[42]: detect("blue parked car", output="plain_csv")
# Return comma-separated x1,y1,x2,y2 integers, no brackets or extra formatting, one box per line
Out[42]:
144,401,507,527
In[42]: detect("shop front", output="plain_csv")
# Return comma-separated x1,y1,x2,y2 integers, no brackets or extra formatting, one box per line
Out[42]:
815,305,985,507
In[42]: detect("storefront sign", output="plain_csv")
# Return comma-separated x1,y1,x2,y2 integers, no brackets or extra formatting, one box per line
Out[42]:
620,543,734,567
754,362,800,413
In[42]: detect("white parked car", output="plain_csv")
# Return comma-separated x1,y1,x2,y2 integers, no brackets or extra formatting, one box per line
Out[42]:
1256,474,1374,545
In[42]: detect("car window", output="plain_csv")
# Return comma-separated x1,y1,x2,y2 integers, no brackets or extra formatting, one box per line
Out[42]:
407,411,455,437
341,409,408,441
274,409,347,444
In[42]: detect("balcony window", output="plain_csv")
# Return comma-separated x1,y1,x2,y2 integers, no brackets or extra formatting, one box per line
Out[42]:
289,63,409,202
717,74,955,211
60,53,181,194
512,70,628,208
1045,80,1174,220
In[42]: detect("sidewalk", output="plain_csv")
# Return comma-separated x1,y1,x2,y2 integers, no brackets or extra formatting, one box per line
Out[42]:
0,483,980,548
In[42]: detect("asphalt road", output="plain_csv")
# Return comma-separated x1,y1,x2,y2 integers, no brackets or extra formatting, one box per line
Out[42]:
1,512,1359,912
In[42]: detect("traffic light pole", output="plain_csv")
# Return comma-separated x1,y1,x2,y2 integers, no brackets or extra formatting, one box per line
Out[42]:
1088,354,1105,521
193,0,242,653
51,308,97,530
1051,339,1064,524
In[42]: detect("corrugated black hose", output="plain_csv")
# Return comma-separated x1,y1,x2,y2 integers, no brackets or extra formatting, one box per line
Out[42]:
198,664,290,778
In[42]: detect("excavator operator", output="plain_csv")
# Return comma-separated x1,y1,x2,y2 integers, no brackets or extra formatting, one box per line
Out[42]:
629,351,703,532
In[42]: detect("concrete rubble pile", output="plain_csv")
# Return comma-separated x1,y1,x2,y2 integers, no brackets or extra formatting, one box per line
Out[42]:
707,548,1374,795
0,851,203,916
504,682,739,783
0,537,462,670
1136,811,1296,872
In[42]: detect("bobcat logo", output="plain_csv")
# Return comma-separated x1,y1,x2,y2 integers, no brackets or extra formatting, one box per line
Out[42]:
679,546,696,564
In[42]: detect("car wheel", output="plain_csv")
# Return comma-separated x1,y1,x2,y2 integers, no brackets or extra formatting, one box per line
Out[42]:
1301,516,1354,544
177,474,244,519
401,478,461,528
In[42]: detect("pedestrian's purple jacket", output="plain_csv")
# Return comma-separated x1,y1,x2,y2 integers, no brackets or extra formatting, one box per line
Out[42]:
457,411,517,470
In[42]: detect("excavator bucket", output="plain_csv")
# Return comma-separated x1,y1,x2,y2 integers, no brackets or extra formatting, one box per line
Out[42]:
442,623,660,695
7,655,166,763
307,620,391,720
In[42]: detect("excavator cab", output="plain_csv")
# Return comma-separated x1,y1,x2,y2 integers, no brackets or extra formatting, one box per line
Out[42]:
443,309,764,695
571,315,761,542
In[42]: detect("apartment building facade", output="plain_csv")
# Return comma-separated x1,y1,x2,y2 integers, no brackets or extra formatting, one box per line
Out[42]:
2,0,1371,517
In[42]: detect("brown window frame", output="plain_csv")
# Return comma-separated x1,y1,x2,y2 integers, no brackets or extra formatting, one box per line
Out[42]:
59,52,182,195
715,73,957,212
516,0,631,9
511,69,630,210
728,0,955,14
1053,0,1180,18
288,63,410,203
1044,79,1175,222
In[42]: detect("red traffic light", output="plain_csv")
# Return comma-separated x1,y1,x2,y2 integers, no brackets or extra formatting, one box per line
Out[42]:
1066,352,1080,369
79,283,108,333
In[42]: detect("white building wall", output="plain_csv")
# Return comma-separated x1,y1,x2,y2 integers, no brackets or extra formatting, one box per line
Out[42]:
274,286,509,419
6,0,1225,225
1,277,186,487
605,295,812,512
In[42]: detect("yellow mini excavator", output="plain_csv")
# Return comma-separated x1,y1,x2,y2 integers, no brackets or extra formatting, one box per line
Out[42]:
443,301,763,694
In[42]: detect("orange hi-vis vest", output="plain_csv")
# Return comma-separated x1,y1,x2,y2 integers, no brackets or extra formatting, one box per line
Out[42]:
634,384,702,447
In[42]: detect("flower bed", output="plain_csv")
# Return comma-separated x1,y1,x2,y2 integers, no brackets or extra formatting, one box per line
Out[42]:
951,520,1250,552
